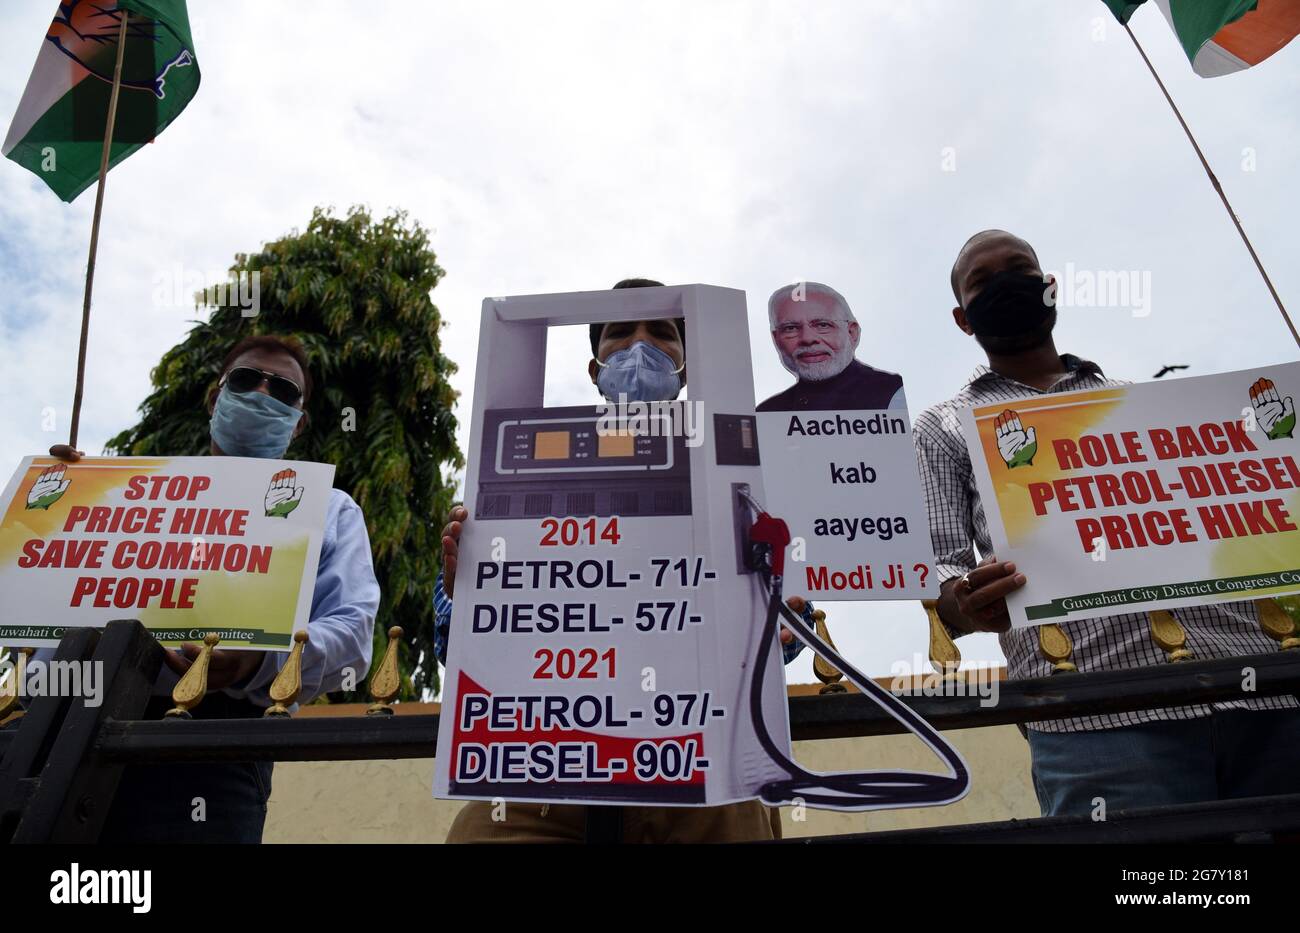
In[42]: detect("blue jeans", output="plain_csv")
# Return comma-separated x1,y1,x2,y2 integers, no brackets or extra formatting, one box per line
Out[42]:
4,695,272,842
1028,707,1300,817
98,761,274,844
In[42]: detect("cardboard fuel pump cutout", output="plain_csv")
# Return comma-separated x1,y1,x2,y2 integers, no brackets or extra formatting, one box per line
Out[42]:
432,284,969,810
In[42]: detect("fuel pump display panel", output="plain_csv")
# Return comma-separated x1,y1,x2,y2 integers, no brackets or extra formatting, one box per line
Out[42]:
477,405,692,520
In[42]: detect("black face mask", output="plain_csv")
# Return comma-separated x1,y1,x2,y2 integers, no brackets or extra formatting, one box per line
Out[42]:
963,270,1055,337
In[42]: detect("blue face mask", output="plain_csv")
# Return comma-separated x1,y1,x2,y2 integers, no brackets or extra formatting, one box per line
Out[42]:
209,387,304,459
595,341,684,403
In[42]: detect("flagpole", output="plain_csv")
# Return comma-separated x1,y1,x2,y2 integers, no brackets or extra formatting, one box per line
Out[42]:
1122,21,1299,350
50,8,130,462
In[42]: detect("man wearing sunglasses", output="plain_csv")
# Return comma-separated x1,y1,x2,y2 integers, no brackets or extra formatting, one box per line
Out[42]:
44,334,380,843
758,281,905,413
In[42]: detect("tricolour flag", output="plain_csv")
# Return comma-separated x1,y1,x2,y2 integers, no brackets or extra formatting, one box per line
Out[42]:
1104,0,1300,77
3,0,200,202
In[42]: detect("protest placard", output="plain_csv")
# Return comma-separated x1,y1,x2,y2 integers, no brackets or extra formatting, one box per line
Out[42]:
756,406,935,600
961,364,1300,627
0,455,334,649
754,281,934,599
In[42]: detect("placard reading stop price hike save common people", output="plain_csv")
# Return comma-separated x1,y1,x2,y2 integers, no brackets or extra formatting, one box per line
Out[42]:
961,363,1300,628
0,455,335,649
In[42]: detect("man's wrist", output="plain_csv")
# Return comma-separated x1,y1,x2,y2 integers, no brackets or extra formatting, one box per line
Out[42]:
936,581,974,637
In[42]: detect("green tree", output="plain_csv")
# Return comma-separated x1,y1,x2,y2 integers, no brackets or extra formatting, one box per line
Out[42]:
107,206,462,699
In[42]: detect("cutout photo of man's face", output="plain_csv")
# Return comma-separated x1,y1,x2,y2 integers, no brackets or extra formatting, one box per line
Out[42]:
772,292,861,382
758,282,904,413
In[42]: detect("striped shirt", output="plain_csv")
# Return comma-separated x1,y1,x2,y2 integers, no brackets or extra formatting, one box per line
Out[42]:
912,354,1296,733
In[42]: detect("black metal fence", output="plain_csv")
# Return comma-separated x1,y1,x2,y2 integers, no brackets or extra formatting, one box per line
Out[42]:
3,620,1299,843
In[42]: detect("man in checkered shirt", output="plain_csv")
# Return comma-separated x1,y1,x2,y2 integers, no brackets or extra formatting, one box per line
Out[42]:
913,229,1300,817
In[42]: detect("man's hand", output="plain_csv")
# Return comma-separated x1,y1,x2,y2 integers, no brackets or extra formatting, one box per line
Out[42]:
265,469,304,518
1250,378,1295,440
47,445,84,462
25,465,70,511
163,645,266,691
941,555,1026,633
780,595,808,648
441,505,468,598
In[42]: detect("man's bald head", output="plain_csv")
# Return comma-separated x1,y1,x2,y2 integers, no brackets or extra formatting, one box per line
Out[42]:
950,229,1041,306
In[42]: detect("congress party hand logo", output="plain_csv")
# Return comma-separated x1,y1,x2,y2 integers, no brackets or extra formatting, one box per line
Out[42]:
1249,378,1295,441
25,465,71,510
264,469,304,518
995,409,1037,469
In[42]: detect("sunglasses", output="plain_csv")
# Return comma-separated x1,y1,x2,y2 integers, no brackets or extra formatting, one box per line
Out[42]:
220,366,304,406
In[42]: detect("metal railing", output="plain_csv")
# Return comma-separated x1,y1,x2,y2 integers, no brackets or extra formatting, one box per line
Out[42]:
2,619,1299,843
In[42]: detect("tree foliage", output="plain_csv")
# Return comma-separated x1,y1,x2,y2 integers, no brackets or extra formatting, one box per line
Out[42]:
106,206,462,698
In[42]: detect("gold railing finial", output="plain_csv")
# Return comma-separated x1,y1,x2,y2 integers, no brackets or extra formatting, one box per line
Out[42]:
923,599,962,680
367,626,404,716
1255,599,1300,651
1038,623,1077,674
265,629,309,717
0,647,33,721
1148,610,1193,662
810,608,847,695
166,633,219,719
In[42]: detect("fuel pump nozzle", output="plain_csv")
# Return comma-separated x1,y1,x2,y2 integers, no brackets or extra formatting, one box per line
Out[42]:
736,488,972,810
746,511,792,583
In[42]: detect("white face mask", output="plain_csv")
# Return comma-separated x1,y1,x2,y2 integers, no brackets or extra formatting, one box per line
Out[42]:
595,341,684,402
209,386,302,458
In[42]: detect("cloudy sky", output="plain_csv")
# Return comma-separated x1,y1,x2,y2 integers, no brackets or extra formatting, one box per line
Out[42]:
1,0,1297,685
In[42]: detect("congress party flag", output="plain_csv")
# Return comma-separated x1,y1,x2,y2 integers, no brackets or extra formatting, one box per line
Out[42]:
3,0,200,203
1103,0,1300,77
